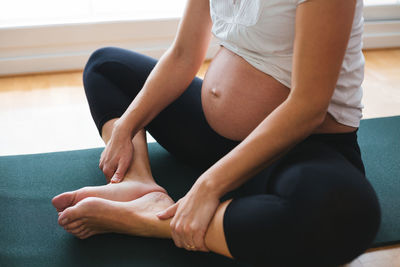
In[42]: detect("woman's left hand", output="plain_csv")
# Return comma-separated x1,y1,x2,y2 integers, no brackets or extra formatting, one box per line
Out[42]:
156,179,220,252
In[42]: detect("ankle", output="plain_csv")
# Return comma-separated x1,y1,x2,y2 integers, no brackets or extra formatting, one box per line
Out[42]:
121,174,167,193
124,169,153,182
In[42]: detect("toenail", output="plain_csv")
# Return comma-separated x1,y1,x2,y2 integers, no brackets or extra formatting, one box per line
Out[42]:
60,218,68,225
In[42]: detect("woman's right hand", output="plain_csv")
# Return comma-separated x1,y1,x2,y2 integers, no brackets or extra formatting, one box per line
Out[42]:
99,122,134,183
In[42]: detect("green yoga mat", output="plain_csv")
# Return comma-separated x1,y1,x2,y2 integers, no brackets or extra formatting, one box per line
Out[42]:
0,116,399,267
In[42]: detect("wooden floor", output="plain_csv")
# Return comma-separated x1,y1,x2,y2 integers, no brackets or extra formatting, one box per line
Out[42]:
0,48,399,266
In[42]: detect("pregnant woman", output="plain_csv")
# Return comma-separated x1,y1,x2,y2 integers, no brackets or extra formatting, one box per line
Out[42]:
52,0,381,266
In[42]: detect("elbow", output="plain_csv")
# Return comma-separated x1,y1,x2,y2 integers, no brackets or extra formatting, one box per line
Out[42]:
300,107,328,133
303,104,327,130
313,110,327,128
285,96,328,131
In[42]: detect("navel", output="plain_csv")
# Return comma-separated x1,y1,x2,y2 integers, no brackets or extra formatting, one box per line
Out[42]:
211,87,219,97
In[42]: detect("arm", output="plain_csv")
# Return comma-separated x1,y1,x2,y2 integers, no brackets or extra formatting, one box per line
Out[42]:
116,0,213,137
157,0,357,251
197,0,357,197
100,0,213,180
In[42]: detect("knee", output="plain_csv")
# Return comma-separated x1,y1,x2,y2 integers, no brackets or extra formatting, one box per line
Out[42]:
290,170,381,266
83,46,118,80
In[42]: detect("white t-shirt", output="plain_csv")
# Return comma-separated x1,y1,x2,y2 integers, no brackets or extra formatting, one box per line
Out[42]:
210,0,365,127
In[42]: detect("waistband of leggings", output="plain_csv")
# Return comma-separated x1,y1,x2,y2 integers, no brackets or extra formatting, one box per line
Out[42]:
306,128,359,144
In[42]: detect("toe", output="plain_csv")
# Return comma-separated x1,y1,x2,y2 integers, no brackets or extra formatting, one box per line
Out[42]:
79,230,95,240
69,225,86,235
58,197,103,227
52,191,76,212
64,220,83,231
76,228,91,239
58,206,80,227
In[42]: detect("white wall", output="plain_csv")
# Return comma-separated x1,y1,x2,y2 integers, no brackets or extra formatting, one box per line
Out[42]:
0,18,220,76
0,4,399,76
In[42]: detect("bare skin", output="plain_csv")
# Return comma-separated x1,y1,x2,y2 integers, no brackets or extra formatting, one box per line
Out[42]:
58,192,176,239
57,191,233,259
202,47,357,142
53,118,233,258
52,177,166,213
52,119,167,212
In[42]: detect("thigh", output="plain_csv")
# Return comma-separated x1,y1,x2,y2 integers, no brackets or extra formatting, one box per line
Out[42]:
83,46,240,169
232,133,368,198
266,137,371,201
222,139,381,266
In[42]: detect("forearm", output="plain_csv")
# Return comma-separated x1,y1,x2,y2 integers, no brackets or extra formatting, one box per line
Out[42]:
117,48,201,138
198,96,326,198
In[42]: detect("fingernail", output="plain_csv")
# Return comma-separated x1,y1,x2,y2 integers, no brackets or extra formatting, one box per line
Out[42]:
111,178,120,183
155,211,163,216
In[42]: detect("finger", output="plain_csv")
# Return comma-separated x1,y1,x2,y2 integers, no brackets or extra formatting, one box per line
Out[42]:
193,227,209,252
174,221,188,250
170,220,184,249
99,150,106,170
111,157,130,183
182,223,197,251
183,242,196,251
184,237,197,251
172,233,184,249
175,220,194,252
156,203,178,220
103,164,116,180
99,159,103,170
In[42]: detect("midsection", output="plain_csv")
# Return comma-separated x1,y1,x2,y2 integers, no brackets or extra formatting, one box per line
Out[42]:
200,47,357,141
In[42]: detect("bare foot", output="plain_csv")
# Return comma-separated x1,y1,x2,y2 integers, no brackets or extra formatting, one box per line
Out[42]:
52,174,166,212
58,191,174,239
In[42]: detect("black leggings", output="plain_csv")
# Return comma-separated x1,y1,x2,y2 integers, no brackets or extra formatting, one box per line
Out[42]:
82,46,381,267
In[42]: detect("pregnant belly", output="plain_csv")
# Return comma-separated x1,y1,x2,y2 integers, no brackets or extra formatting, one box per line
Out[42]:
201,47,290,141
201,47,357,141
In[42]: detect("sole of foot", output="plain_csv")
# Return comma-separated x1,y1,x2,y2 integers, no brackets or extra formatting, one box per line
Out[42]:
58,191,175,239
52,177,167,212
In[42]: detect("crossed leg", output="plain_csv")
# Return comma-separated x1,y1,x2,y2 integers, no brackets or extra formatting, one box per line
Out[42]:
52,118,234,259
